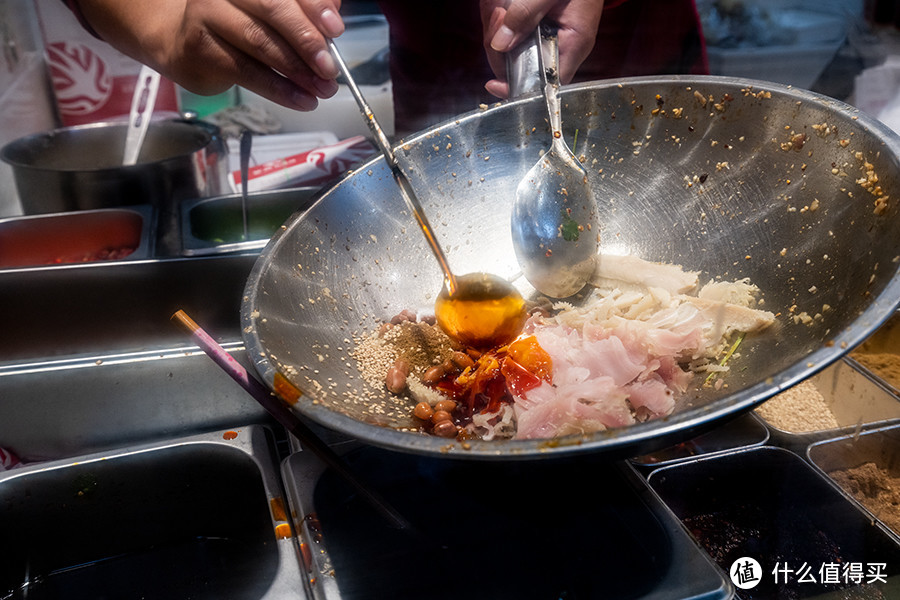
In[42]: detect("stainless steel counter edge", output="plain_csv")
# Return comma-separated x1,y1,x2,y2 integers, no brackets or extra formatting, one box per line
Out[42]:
0,343,273,461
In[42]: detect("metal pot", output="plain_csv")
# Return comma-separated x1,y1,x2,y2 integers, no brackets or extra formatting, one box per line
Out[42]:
0,119,227,255
242,75,900,460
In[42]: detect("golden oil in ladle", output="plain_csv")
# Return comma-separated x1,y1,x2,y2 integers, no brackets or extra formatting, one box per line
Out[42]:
435,273,527,349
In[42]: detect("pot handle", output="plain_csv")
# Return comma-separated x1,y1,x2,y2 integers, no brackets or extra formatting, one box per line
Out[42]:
505,22,559,99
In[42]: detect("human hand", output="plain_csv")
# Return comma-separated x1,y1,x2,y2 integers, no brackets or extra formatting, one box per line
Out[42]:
75,0,345,110
480,0,604,98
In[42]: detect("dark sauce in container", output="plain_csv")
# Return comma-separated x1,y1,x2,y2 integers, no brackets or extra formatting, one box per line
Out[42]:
649,447,900,599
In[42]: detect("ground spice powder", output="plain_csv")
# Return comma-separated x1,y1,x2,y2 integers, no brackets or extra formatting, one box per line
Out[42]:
352,321,454,391
851,352,900,391
829,462,900,534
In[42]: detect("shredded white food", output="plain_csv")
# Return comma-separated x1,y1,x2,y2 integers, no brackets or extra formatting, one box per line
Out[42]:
406,375,448,406
466,404,517,441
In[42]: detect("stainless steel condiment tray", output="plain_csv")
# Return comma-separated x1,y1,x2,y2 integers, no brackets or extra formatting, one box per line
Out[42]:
180,187,320,256
754,358,900,450
631,412,770,468
0,205,154,269
280,444,732,600
0,425,306,600
808,422,900,542
647,446,900,600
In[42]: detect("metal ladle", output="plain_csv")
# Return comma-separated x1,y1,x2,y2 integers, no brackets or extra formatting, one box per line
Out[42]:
509,24,599,298
328,40,526,348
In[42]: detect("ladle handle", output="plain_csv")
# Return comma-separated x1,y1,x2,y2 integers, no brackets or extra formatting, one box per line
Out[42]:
328,39,396,167
327,39,459,295
239,129,252,241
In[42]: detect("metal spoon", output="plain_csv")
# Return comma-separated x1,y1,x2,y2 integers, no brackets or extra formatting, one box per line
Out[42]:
509,24,599,298
122,65,161,166
328,39,526,348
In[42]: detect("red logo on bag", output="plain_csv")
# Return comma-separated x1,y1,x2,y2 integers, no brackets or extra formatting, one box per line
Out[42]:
45,42,112,117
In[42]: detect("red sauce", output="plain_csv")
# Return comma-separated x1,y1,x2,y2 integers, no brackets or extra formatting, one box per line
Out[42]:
48,246,136,264
222,430,238,440
431,336,553,427
274,372,303,404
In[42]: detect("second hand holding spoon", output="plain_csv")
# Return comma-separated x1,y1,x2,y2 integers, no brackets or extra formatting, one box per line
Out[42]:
328,40,526,349
510,24,599,298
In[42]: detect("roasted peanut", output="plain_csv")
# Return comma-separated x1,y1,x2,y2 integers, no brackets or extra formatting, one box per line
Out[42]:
450,351,475,370
413,402,434,421
431,410,452,424
385,359,410,394
432,420,458,438
441,358,459,376
434,399,457,414
422,365,445,385
390,309,417,325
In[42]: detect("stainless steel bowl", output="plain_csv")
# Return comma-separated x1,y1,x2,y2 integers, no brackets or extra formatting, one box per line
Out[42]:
1,119,227,255
242,75,900,459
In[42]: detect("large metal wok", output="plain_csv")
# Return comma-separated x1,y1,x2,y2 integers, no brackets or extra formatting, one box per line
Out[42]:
242,75,900,459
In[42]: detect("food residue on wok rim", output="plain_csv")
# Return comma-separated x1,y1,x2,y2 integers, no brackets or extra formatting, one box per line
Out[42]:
351,254,776,442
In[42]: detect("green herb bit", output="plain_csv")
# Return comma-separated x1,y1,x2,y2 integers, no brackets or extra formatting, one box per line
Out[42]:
704,332,746,386
560,211,581,242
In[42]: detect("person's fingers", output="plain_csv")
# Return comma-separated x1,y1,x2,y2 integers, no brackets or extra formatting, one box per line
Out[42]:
556,23,598,84
229,0,343,80
482,0,603,91
484,78,509,99
235,60,324,110
481,4,509,97
201,4,338,98
309,0,345,38
174,25,323,110
552,0,604,83
73,0,339,110
488,0,558,52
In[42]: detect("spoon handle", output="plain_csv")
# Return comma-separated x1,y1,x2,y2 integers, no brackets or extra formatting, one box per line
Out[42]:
239,129,252,242
537,23,564,140
506,23,571,156
506,28,543,98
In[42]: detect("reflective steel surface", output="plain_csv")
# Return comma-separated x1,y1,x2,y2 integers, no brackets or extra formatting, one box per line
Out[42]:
243,75,900,459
